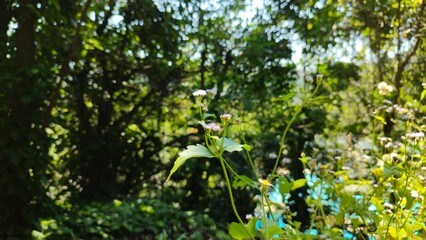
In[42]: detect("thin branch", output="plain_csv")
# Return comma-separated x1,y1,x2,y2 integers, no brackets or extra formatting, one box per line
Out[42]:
43,0,92,128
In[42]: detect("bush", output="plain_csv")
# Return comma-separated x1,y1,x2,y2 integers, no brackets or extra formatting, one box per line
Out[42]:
32,198,229,240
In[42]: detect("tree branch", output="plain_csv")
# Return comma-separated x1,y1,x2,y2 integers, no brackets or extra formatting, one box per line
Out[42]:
43,0,92,128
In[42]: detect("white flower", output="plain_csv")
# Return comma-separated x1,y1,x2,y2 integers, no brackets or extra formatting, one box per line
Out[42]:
245,214,253,219
406,132,425,139
410,190,419,198
192,89,207,96
220,113,232,123
383,202,394,209
306,76,314,82
205,122,221,132
378,82,394,96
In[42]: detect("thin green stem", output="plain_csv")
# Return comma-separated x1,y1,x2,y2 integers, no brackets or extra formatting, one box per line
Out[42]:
271,82,321,177
261,192,269,239
264,192,276,222
307,177,324,240
271,106,302,176
242,134,259,180
222,157,240,177
219,156,254,239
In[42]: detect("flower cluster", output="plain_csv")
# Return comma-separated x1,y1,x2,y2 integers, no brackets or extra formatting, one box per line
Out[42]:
377,81,394,96
205,122,221,132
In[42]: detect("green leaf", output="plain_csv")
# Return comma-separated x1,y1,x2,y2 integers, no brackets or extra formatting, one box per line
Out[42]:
166,144,214,182
374,115,386,124
278,177,292,195
87,38,104,50
218,138,244,152
335,212,344,225
128,124,140,132
242,144,252,151
232,175,255,189
291,179,307,191
247,217,258,237
229,222,252,240
273,92,296,102
202,113,216,120
421,89,426,100
267,224,285,236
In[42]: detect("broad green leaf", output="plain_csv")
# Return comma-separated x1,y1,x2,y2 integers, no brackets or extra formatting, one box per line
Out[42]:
229,222,253,240
247,217,258,237
166,144,214,182
232,175,255,189
267,224,285,237
278,177,292,195
291,179,307,191
218,138,244,152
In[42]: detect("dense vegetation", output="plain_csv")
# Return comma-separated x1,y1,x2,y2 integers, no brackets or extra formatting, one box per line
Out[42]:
0,0,425,239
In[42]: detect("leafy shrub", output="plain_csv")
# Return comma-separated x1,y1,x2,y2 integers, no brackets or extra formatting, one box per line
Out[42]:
32,198,229,240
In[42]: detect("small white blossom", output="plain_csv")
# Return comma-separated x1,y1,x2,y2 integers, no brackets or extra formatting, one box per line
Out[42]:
205,122,221,132
383,202,394,209
410,190,419,198
192,89,207,96
383,99,393,105
378,82,394,96
406,132,425,139
220,113,232,123
245,214,253,219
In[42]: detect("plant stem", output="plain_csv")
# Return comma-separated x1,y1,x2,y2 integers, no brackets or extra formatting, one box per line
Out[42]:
271,106,302,176
242,134,259,180
219,156,254,239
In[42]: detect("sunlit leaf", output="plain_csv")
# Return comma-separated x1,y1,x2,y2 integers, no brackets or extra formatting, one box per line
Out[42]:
217,138,244,152
374,115,386,125
166,144,214,182
278,177,292,195
229,222,253,240
291,179,307,191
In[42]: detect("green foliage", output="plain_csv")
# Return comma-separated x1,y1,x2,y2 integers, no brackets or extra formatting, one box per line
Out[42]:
32,198,228,240
1,0,425,238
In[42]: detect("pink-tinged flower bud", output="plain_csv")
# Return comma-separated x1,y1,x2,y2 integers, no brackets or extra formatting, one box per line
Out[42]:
205,122,221,132
220,113,232,123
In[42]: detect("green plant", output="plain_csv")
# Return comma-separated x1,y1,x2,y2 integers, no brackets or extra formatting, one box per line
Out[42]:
166,75,324,239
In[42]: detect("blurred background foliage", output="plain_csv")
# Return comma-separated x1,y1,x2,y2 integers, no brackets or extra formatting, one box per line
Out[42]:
0,0,424,238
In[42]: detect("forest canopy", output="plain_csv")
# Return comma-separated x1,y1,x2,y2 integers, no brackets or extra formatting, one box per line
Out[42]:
0,0,425,239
